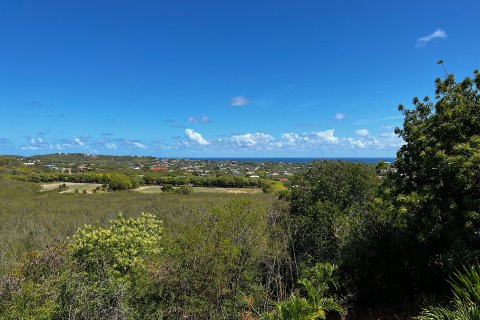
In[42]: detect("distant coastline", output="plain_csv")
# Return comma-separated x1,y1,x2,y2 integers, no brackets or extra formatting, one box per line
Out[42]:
190,157,395,164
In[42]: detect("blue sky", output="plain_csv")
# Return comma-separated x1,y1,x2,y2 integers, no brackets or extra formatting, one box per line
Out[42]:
1,0,479,157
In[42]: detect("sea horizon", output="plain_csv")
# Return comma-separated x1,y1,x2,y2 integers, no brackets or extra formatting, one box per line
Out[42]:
189,157,395,164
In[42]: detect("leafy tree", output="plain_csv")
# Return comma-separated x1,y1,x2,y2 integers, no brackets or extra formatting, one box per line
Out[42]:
387,69,480,290
375,161,389,174
105,173,135,190
288,161,378,266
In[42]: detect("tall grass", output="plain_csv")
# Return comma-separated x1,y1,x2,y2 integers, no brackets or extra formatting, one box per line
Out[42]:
0,178,271,273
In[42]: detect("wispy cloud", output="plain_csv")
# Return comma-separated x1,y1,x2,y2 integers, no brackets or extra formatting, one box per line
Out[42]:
187,115,210,123
355,129,369,136
185,129,209,145
25,101,48,108
230,96,249,106
334,113,345,120
19,136,148,152
115,139,147,149
105,142,117,149
416,29,447,47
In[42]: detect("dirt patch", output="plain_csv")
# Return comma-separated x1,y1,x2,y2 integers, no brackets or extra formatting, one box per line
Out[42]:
40,182,102,193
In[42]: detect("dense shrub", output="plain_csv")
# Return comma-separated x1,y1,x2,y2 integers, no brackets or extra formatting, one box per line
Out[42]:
416,264,480,320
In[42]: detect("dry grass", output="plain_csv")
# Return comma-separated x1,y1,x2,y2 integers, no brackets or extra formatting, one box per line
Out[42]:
134,186,263,194
41,182,102,193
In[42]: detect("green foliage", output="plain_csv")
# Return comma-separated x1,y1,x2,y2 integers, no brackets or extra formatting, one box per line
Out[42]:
176,185,193,194
0,214,163,319
70,213,162,275
104,173,135,190
375,161,389,174
385,69,480,293
262,181,288,194
262,263,344,320
0,156,22,168
288,160,378,265
416,264,480,320
145,199,277,318
0,177,268,274
161,183,174,193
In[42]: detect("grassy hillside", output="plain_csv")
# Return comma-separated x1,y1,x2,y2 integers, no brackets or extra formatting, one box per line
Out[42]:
0,178,272,273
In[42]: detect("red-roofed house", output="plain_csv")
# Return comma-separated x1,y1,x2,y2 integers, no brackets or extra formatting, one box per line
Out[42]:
151,166,168,171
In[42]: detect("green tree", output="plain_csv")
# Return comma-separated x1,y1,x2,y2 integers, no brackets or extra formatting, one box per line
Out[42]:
387,69,480,291
288,160,379,266
105,173,134,190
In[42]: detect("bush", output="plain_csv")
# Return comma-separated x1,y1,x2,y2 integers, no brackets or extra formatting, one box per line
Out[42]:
0,213,163,319
416,264,480,320
176,185,193,195
70,213,162,275
261,263,345,320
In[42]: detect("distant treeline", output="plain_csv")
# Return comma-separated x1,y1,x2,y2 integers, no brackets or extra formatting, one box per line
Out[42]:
10,171,279,191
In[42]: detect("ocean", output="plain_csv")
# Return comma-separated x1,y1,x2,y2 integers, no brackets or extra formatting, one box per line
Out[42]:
190,157,395,164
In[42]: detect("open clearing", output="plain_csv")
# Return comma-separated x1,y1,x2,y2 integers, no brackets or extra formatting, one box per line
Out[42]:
41,182,102,193
133,186,164,193
193,187,263,194
134,186,263,194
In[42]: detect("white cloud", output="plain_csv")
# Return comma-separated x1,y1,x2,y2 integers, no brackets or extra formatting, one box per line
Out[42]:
417,29,447,47
132,142,146,149
226,133,276,149
185,128,209,145
14,129,404,155
281,133,300,145
280,130,340,146
72,138,85,147
334,113,345,120
230,96,249,106
105,143,117,149
312,129,339,143
117,139,147,149
187,115,210,123
30,137,43,145
22,137,76,151
355,129,369,136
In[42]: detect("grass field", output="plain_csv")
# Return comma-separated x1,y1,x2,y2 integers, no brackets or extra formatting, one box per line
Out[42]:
192,187,263,194
0,179,272,273
134,185,263,194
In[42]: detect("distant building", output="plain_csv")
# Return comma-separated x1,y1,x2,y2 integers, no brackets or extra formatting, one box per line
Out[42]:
249,175,260,178
151,166,168,171
279,177,289,181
